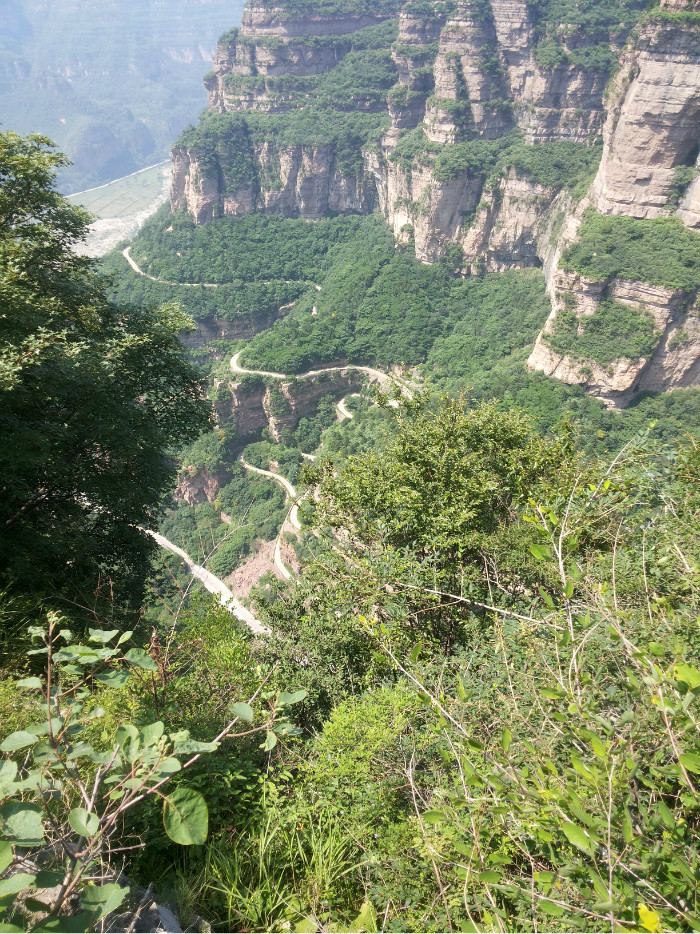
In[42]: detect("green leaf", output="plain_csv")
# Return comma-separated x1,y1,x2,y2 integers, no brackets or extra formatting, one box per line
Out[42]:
93,670,130,688
0,873,36,898
34,871,64,888
0,761,18,792
68,807,99,837
88,628,119,644
261,731,277,752
0,841,12,875
34,913,92,933
0,924,24,932
675,663,700,690
423,811,447,824
562,822,593,855
475,870,502,883
348,900,378,933
529,544,550,560
622,811,634,844
657,800,675,830
123,648,158,671
0,803,44,844
116,631,134,646
293,921,317,934
647,642,665,657
564,580,574,599
501,728,512,755
152,757,181,779
539,900,564,917
277,690,307,706
163,788,208,846
538,586,554,608
229,702,254,723
680,752,700,774
0,731,39,752
172,738,218,755
139,722,164,746
16,677,42,690
80,883,129,921
409,642,423,664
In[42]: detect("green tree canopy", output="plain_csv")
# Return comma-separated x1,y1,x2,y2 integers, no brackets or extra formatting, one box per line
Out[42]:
0,132,211,610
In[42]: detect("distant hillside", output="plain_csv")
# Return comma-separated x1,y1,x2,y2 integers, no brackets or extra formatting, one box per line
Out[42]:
0,0,245,191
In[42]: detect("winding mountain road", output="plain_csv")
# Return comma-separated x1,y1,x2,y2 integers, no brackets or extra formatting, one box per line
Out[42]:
145,529,270,636
230,351,414,400
240,458,303,579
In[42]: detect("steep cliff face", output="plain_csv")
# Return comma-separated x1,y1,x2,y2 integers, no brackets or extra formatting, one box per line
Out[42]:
527,18,700,405
591,22,700,223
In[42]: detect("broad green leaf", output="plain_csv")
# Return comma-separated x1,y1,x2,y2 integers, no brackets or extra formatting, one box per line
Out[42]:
26,718,63,737
539,900,564,917
93,670,130,689
172,738,218,755
163,788,208,846
261,732,277,752
139,722,164,746
115,723,138,746
152,757,181,779
117,631,134,646
229,702,254,723
675,663,700,690
80,883,129,921
348,900,378,933
293,921,317,934
0,802,44,844
68,807,99,837
35,870,64,888
0,761,18,792
0,731,39,752
638,904,661,933
124,648,159,671
622,811,634,844
680,752,700,774
475,870,502,883
16,678,42,690
0,841,12,874
0,873,36,897
423,811,447,824
409,642,422,664
277,690,307,706
88,628,119,644
564,580,574,599
540,688,562,700
0,924,24,932
562,822,593,855
34,912,92,933
529,544,550,560
647,642,665,657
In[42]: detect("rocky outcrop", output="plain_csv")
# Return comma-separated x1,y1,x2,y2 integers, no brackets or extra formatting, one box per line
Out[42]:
528,267,699,405
591,22,700,222
216,370,362,440
175,467,230,506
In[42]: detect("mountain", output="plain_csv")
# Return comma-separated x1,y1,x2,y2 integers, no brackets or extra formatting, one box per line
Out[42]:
0,0,246,191
168,0,700,406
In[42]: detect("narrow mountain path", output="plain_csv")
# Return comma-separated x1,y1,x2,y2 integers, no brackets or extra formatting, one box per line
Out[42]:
145,529,270,636
336,395,357,421
230,351,414,399
123,247,319,291
240,457,302,579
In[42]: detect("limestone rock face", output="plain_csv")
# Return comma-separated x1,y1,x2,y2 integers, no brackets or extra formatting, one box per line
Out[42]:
591,23,700,222
527,267,699,406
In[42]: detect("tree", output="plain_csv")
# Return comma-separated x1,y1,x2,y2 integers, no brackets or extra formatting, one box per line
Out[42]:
0,131,211,611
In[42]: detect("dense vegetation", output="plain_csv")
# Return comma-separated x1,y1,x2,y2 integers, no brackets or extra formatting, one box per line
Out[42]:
546,300,660,366
0,132,210,610
390,128,602,196
561,210,700,290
